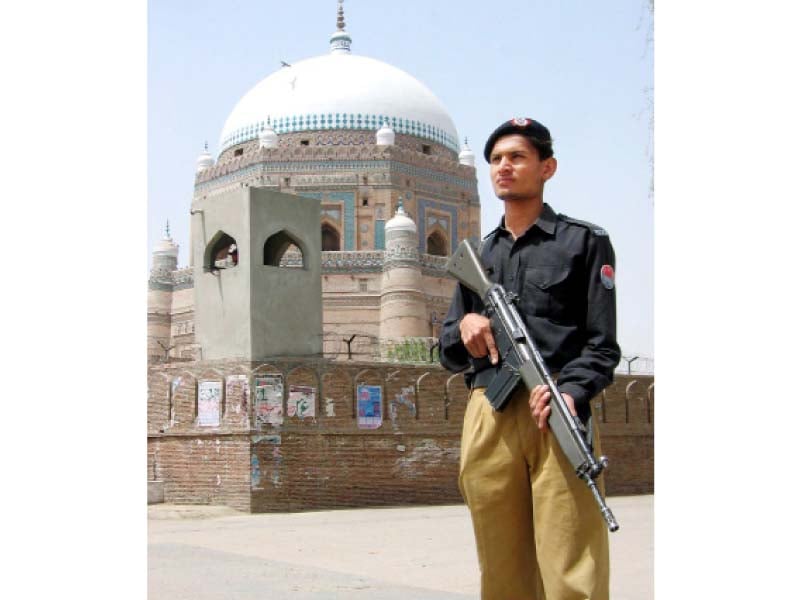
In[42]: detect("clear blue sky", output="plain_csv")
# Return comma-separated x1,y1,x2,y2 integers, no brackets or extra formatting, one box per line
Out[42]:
148,0,654,360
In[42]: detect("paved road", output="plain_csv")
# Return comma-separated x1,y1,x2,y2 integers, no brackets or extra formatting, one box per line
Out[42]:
149,495,652,599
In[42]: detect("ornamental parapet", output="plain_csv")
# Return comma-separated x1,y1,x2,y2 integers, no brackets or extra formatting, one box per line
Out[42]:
148,266,194,290
194,134,477,195
419,254,450,278
173,267,194,285
148,255,447,283
211,132,458,170
314,251,451,275
321,250,385,273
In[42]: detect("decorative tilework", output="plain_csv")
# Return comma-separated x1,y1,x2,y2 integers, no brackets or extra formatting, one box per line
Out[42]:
298,191,354,249
298,191,324,201
195,160,476,194
374,220,386,250
416,198,458,255
220,112,459,154
328,191,356,250
322,207,342,220
390,162,476,191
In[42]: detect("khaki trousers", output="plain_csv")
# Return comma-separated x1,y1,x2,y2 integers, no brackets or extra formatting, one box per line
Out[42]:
459,387,609,600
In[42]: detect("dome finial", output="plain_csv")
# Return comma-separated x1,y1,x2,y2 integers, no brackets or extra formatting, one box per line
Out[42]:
204,140,208,152
165,220,171,239
330,0,352,54
337,0,345,31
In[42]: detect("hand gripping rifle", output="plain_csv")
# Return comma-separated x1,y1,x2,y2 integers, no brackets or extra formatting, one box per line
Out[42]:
446,240,619,532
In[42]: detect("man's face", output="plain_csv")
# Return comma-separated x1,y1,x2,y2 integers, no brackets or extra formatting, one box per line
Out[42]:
489,134,557,202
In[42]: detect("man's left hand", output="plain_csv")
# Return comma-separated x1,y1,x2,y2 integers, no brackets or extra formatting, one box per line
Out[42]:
529,385,576,430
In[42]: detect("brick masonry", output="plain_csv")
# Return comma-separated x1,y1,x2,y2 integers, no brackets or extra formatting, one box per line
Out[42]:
147,359,653,512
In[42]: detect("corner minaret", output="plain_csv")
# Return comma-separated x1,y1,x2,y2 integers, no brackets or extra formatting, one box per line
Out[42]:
196,141,214,173
379,200,430,344
329,0,352,54
152,221,179,273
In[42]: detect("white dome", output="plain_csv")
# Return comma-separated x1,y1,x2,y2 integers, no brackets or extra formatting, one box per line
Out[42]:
196,144,214,173
459,139,475,167
385,201,417,233
154,223,179,257
376,121,395,146
154,238,179,256
218,52,459,154
258,121,278,148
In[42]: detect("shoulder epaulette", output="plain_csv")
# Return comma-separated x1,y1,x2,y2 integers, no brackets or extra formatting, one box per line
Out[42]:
558,213,609,237
477,232,492,255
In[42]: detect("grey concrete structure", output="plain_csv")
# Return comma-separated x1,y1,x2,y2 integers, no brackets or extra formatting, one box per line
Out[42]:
191,188,322,360
148,495,653,599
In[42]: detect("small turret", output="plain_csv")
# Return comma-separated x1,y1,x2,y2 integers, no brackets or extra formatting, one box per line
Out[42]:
459,137,476,167
196,141,214,173
258,120,279,149
376,121,396,146
152,221,179,273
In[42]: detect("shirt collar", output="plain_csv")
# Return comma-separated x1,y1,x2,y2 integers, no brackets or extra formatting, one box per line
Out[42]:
488,202,558,238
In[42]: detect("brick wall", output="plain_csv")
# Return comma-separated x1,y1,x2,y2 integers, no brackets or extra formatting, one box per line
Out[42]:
147,359,653,511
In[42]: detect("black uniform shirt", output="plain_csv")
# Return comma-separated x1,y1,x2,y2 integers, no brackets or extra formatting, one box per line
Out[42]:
439,203,621,420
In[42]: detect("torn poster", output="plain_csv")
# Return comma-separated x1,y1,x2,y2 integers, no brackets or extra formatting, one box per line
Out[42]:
288,385,316,418
255,374,283,426
197,380,222,427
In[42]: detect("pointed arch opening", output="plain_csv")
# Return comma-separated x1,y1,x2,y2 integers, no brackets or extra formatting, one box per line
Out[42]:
321,223,341,251
426,229,448,256
204,231,239,272
263,230,305,269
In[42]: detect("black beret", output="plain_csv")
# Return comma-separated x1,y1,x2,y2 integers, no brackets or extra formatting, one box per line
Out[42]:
483,117,553,162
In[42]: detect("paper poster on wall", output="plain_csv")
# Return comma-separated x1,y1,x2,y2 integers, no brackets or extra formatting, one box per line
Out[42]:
357,385,383,429
197,380,222,427
225,374,250,416
288,385,316,418
169,377,182,424
255,375,284,426
171,377,182,396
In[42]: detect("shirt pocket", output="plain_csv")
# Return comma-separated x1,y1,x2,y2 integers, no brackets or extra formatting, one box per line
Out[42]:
522,265,572,318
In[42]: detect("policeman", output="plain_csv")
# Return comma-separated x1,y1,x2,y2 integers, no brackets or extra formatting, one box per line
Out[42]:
439,118,621,600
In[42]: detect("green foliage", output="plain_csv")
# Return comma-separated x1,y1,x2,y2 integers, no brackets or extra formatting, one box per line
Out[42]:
384,337,438,364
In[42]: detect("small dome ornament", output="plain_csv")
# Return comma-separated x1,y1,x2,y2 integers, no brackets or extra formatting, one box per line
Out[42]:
330,0,352,54
196,141,215,173
376,121,395,146
153,220,179,263
258,120,279,149
385,198,417,233
459,137,476,167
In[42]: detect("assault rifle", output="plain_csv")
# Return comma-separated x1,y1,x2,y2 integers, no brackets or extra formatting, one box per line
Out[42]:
445,239,619,532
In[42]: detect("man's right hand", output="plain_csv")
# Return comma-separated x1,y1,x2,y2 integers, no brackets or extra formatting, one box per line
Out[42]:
459,313,498,365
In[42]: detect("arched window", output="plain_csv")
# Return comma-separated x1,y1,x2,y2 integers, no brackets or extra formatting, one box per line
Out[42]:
426,230,448,256
263,230,305,269
321,224,341,251
204,231,239,271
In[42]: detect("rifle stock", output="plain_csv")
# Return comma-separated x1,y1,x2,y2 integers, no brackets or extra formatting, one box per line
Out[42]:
445,239,619,532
